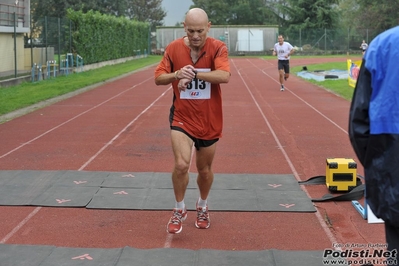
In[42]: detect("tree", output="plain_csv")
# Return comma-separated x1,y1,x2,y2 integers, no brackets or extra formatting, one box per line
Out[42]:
337,0,358,28
355,0,399,31
30,0,100,49
229,0,269,25
125,0,166,30
96,0,129,17
284,0,339,30
191,0,278,25
31,0,100,21
191,0,231,25
277,0,340,48
336,0,399,49
264,0,290,26
31,0,166,30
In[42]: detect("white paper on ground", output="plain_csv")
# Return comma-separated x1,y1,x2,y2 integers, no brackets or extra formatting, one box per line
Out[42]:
367,205,384,224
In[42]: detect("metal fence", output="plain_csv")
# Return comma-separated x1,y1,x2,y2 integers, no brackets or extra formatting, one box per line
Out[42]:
156,26,385,56
279,28,383,53
26,16,75,73
0,15,74,80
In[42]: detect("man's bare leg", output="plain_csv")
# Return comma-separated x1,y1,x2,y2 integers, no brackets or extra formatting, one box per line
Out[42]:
279,69,285,86
167,130,193,234
196,143,216,200
195,143,216,229
279,69,285,91
171,130,193,202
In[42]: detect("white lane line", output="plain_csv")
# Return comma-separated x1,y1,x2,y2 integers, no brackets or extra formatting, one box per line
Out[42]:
232,58,340,247
0,75,166,244
79,87,171,170
0,207,42,244
256,58,348,134
0,77,153,160
164,233,174,248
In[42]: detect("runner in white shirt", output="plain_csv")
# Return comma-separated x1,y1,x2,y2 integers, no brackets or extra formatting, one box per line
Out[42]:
273,35,294,91
360,40,368,56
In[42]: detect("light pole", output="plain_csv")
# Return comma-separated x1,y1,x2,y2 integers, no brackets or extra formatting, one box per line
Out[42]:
14,0,19,77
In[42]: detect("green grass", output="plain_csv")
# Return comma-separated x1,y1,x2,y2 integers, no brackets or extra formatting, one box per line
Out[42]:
0,55,162,116
291,58,358,101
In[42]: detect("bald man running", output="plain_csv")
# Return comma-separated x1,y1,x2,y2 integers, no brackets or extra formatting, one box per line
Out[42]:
155,8,231,234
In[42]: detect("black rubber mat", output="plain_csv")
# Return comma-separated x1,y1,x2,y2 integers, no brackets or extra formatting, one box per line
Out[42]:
0,171,315,212
0,244,329,266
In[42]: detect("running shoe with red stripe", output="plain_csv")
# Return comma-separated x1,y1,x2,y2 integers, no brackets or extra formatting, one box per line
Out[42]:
195,205,210,229
167,208,187,234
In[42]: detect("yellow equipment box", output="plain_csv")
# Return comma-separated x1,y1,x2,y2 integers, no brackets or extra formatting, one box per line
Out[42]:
326,158,357,192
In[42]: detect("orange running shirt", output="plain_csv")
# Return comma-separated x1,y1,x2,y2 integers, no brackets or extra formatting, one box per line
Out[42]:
154,37,230,140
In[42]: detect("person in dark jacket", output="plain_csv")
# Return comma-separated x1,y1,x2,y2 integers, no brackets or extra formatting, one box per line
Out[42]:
349,26,399,265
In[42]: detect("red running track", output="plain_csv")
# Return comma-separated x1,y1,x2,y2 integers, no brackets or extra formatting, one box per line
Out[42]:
0,57,384,250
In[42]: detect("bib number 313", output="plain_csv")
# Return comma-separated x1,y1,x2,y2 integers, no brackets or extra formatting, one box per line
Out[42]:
180,68,211,99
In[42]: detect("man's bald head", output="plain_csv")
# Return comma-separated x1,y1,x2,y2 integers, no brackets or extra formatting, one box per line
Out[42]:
183,8,211,50
185,8,209,24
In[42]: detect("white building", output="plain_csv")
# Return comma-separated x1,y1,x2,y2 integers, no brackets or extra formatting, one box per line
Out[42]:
0,0,30,75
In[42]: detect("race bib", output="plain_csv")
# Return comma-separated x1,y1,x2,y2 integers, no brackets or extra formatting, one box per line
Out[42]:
180,68,211,99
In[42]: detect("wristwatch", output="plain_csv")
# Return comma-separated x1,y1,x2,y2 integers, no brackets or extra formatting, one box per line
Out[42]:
193,70,197,79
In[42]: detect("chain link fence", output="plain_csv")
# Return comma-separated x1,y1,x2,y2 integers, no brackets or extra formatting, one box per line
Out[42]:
279,28,382,55
0,15,74,81
156,26,384,56
25,16,75,79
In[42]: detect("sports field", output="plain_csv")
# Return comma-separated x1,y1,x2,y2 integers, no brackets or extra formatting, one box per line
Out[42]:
0,56,385,266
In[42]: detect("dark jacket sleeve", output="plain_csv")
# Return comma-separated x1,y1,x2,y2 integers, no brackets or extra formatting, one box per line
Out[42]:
348,59,372,166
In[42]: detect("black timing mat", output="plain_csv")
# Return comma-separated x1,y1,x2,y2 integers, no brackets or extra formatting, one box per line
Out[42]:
0,244,328,266
0,171,315,212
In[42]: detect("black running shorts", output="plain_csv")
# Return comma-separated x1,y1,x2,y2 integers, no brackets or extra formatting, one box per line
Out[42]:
171,126,219,150
278,60,290,74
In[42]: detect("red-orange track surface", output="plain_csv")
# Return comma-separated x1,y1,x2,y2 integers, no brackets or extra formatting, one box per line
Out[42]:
0,57,384,251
